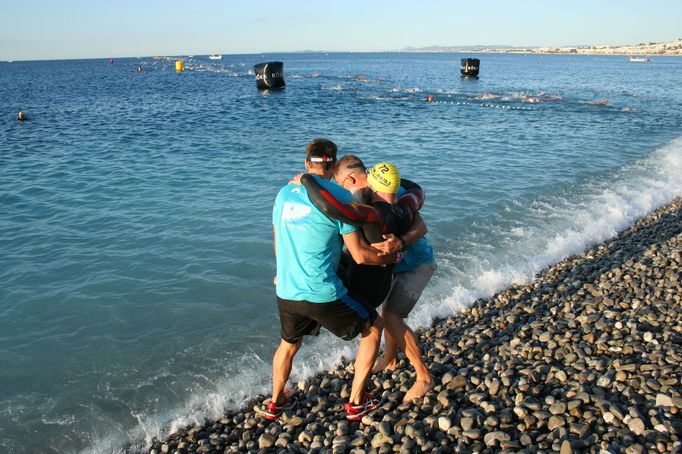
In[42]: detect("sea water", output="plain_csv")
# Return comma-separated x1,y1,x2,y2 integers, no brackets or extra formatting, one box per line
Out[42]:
1,53,681,453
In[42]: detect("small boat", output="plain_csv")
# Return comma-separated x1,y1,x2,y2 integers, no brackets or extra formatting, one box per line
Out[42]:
209,54,223,60
628,55,651,62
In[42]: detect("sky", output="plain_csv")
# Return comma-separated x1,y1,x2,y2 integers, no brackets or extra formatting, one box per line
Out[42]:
1,0,681,61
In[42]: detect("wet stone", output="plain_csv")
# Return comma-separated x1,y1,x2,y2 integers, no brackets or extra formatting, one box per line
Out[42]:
548,415,566,431
460,417,475,431
628,417,646,435
484,431,511,447
462,429,481,440
656,394,674,407
520,433,533,446
258,432,276,449
286,416,304,428
555,370,568,382
550,402,567,415
371,432,392,448
555,440,571,454
567,400,582,411
438,417,452,431
447,375,467,391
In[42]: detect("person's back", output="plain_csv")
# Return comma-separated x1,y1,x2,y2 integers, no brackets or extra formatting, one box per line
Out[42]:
273,175,356,302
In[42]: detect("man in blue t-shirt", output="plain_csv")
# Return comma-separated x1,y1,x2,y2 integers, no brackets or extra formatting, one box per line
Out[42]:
263,138,397,422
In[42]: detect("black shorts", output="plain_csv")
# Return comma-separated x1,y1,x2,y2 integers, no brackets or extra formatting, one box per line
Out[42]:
277,294,377,344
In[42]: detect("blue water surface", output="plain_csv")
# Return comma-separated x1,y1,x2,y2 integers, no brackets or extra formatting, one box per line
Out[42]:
1,53,681,453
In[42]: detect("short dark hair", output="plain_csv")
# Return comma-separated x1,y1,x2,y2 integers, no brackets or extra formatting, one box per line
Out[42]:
334,154,366,179
306,138,337,171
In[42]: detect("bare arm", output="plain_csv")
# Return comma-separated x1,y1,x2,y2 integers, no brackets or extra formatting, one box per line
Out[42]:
342,230,396,265
371,212,428,255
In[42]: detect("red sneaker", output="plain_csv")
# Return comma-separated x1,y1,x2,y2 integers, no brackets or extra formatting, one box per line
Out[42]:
259,396,298,421
344,393,380,421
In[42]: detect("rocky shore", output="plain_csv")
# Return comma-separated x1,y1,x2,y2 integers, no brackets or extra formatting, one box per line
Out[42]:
148,198,681,454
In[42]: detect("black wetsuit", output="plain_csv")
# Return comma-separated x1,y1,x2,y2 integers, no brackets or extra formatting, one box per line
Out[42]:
342,201,413,309
298,173,422,310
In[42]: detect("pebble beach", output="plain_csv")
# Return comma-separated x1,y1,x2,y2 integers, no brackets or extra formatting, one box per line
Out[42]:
150,197,681,454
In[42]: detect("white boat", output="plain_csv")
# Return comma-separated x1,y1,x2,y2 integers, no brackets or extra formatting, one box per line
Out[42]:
209,54,223,60
628,55,650,62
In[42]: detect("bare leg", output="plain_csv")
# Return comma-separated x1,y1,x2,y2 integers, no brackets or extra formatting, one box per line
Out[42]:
349,316,383,404
380,310,434,402
271,338,302,404
372,312,399,373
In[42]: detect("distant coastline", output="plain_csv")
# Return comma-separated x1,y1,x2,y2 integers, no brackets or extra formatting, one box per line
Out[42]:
401,39,682,56
4,39,681,63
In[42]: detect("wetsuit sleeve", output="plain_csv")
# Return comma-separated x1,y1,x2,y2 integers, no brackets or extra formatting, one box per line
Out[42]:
302,175,378,235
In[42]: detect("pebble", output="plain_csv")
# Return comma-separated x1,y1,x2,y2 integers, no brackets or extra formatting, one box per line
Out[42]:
555,370,568,382
548,415,566,431
550,402,567,415
656,394,674,407
258,433,275,449
462,429,481,439
447,375,467,391
146,199,682,454
560,440,572,454
460,416,475,430
437,416,452,431
483,431,511,447
371,432,392,448
627,417,645,435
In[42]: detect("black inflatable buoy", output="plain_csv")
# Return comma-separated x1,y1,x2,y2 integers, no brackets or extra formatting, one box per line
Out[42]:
254,61,285,90
460,58,480,77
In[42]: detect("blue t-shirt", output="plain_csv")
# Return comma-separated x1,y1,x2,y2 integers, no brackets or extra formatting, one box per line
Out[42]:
273,175,358,302
395,186,434,273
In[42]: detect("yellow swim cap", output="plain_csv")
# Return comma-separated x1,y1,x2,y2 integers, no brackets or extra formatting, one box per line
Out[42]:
367,162,401,194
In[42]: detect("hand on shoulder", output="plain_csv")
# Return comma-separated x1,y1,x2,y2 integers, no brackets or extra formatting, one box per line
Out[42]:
289,173,304,185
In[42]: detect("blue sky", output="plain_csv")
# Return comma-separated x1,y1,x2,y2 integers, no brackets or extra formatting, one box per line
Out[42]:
1,0,681,61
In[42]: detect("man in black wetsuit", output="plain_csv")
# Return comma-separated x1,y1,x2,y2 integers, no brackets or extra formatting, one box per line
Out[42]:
334,155,435,401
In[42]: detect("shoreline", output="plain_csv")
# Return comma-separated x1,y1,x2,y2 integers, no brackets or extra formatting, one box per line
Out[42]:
148,197,681,454
399,50,682,57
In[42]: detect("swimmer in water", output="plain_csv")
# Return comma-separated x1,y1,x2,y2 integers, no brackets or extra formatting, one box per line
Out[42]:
17,111,27,121
476,92,497,101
